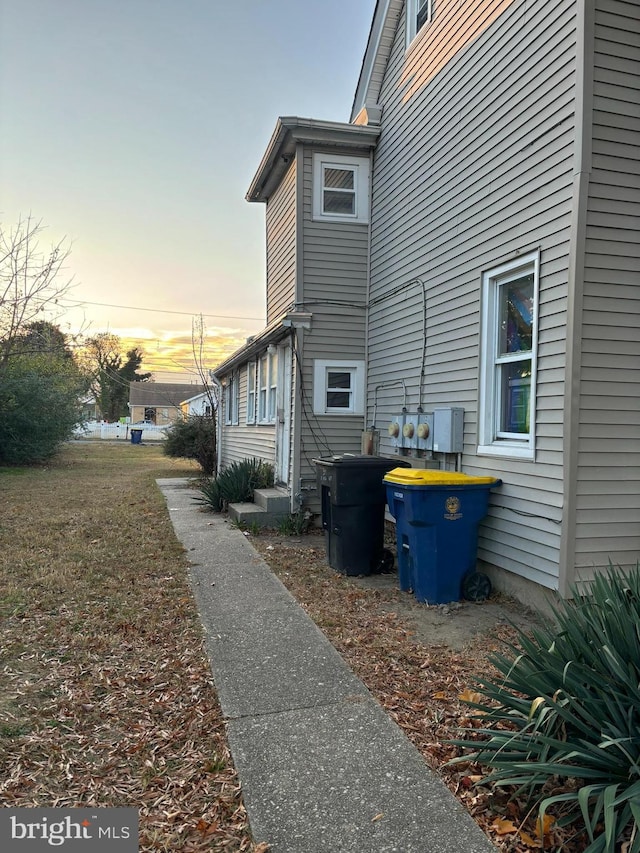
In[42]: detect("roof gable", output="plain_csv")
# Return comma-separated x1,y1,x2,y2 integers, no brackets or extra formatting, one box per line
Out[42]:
351,0,403,122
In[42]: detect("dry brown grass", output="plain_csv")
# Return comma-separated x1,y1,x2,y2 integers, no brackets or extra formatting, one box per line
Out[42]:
0,442,264,852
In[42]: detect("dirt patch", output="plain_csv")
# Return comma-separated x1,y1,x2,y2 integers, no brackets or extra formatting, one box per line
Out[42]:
255,531,543,651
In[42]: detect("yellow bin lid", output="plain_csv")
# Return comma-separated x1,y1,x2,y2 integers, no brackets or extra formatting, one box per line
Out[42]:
383,468,500,486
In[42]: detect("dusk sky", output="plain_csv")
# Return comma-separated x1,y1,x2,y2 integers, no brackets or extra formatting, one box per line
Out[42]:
0,0,376,380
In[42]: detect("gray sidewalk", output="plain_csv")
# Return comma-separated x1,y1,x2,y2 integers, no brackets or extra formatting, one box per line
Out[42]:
158,478,496,853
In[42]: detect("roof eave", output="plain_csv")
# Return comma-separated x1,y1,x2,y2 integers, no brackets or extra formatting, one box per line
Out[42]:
351,0,401,122
245,117,380,203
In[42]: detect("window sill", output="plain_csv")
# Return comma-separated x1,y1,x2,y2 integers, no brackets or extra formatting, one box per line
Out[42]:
312,213,368,225
477,443,534,461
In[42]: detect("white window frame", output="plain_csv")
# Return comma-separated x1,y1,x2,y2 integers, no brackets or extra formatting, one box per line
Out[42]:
257,350,277,424
478,251,539,460
312,153,370,224
313,360,365,415
224,371,239,426
406,0,432,46
246,362,256,424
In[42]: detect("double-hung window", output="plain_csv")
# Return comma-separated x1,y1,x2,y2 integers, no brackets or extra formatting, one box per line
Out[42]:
257,350,277,424
312,154,370,223
224,371,239,426
406,0,432,45
313,360,365,415
246,362,256,424
478,252,539,459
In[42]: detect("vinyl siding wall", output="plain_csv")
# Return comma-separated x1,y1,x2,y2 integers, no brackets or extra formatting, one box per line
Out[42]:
298,147,369,513
218,366,276,469
367,0,577,588
573,0,640,579
266,160,297,324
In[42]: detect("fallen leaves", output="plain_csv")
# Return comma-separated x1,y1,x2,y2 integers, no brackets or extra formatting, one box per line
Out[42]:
0,444,263,852
254,536,586,853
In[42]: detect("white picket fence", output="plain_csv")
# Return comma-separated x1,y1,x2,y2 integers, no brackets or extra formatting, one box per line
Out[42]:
73,422,168,442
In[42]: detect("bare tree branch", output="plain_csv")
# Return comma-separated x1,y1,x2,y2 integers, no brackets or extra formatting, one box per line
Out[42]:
0,215,75,368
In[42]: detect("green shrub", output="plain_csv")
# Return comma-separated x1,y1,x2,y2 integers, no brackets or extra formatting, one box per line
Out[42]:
163,415,216,475
277,510,311,536
196,458,274,511
0,358,86,465
452,563,640,853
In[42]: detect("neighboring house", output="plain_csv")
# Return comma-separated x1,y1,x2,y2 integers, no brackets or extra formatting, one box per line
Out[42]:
180,391,215,419
215,0,640,606
79,394,100,422
128,382,205,425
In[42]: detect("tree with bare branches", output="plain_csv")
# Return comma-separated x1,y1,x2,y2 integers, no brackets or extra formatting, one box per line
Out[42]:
0,216,74,369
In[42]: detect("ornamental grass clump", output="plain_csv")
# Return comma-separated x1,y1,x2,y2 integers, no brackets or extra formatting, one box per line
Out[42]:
196,458,274,511
453,563,640,853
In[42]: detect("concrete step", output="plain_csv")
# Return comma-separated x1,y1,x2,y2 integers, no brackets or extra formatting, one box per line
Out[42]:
254,487,290,514
228,502,290,529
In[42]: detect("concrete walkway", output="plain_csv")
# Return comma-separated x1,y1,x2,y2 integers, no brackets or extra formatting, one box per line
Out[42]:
158,478,496,853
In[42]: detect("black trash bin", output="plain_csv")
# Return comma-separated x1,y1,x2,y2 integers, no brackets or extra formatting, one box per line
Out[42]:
315,455,410,576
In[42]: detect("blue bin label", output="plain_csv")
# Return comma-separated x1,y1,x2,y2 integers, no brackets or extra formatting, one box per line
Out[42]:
394,492,403,499
444,495,462,521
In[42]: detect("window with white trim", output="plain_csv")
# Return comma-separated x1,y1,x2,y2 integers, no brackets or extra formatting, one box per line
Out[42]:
257,350,277,424
224,371,239,426
406,0,432,45
246,362,256,424
312,154,370,223
478,252,539,460
313,360,365,415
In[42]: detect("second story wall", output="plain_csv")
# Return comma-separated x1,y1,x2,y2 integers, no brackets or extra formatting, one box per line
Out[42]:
366,0,578,589
266,159,297,324
572,0,640,581
297,145,371,502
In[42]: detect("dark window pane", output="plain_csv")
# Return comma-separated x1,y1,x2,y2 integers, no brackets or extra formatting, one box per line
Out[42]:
499,274,533,355
500,360,531,433
326,391,351,409
323,190,355,215
417,0,430,29
327,371,351,389
324,168,354,190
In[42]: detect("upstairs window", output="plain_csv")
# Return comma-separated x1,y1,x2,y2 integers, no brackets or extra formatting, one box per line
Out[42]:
312,154,370,224
478,252,539,460
407,0,432,45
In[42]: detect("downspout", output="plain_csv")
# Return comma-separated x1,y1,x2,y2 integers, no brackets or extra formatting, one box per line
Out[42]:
291,142,305,512
364,147,374,435
557,0,594,598
209,371,224,476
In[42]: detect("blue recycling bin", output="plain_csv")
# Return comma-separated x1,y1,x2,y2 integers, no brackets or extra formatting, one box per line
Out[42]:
384,469,502,604
130,428,143,445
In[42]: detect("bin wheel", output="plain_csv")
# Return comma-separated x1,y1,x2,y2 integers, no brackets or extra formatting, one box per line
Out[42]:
374,548,395,575
462,571,492,602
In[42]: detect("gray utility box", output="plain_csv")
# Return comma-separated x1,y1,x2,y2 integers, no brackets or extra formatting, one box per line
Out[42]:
432,407,464,453
315,454,410,576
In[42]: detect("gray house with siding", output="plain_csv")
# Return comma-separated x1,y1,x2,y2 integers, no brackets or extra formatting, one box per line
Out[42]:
213,117,379,506
215,0,639,605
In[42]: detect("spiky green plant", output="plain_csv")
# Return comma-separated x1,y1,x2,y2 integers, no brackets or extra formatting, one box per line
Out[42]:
195,458,274,512
276,509,311,536
452,563,640,853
